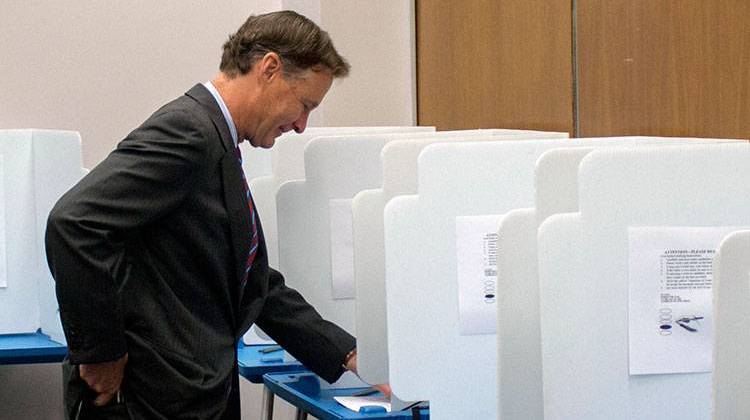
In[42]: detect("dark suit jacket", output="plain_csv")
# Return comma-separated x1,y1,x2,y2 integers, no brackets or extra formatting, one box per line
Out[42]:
45,84,356,419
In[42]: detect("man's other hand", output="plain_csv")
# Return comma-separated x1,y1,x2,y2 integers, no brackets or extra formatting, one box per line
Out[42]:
79,353,129,406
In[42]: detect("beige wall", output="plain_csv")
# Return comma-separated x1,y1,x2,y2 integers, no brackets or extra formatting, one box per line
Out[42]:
0,1,415,419
320,0,416,126
0,0,416,168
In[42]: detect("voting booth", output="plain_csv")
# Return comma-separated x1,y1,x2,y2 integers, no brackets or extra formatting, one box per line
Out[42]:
0,129,86,344
250,126,433,269
243,126,433,345
351,130,569,386
382,137,746,420
276,129,558,388
537,143,750,420
496,137,739,420
383,138,667,420
712,230,750,420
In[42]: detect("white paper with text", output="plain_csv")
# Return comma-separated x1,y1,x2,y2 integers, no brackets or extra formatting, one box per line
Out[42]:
628,226,743,375
456,215,504,335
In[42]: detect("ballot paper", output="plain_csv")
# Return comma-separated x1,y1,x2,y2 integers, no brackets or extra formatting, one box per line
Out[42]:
329,199,355,299
456,215,504,335
333,395,391,413
628,226,743,375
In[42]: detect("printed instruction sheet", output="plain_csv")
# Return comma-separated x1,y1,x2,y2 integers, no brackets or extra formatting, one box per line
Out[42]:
456,215,504,335
628,226,742,375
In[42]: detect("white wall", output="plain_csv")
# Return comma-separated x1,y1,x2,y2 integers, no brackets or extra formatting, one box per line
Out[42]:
319,0,416,126
0,1,415,419
0,0,415,168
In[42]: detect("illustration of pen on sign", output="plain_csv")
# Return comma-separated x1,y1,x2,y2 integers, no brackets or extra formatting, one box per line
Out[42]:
675,316,704,332
659,315,704,333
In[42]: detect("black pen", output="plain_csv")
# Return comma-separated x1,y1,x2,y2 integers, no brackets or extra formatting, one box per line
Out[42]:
352,388,379,397
258,345,283,354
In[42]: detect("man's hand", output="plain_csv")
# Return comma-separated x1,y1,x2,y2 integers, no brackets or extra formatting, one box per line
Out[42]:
373,383,392,398
345,350,392,398
79,353,129,406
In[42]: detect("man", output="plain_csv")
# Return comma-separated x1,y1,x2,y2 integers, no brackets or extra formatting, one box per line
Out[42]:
46,11,366,419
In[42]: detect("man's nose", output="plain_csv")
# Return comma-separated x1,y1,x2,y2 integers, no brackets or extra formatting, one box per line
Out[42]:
293,112,310,133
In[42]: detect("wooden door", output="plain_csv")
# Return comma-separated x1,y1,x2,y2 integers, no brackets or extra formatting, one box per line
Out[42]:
576,0,750,139
416,0,575,134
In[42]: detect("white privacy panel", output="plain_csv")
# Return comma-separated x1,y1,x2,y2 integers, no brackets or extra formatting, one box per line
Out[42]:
497,137,739,420
237,125,361,182
282,130,523,387
32,130,86,344
712,230,750,420
276,129,534,383
537,143,750,420
0,130,85,343
253,126,434,269
238,139,272,182
243,126,433,345
384,138,630,420
353,130,569,386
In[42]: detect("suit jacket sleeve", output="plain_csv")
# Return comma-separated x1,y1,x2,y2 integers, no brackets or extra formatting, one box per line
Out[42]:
255,268,356,383
45,109,210,364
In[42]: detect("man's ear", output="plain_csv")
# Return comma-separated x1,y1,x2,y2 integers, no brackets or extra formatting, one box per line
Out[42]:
258,52,283,82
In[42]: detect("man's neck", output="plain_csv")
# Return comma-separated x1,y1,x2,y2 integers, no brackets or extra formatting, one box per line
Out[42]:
211,72,259,142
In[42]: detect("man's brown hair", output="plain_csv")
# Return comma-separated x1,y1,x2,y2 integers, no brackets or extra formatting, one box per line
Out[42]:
220,10,350,78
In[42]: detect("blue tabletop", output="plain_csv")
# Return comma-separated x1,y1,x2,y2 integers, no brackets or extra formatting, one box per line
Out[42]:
237,342,306,383
263,372,429,420
0,330,67,365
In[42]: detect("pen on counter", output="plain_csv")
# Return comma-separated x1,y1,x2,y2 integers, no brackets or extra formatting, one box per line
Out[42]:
259,345,283,354
352,388,380,397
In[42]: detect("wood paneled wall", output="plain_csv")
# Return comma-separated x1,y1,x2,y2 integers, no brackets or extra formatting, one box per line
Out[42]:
417,0,750,140
416,0,574,134
577,0,750,138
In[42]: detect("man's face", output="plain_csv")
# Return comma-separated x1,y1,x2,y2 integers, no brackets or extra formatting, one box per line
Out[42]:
248,68,333,148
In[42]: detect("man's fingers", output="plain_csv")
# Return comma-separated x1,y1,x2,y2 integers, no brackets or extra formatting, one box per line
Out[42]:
93,390,115,407
375,383,392,398
78,353,129,406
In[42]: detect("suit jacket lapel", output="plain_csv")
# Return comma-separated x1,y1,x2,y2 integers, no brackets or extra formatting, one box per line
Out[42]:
186,84,252,305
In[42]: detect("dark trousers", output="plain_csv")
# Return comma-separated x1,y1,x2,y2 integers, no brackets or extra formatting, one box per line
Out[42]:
62,357,241,420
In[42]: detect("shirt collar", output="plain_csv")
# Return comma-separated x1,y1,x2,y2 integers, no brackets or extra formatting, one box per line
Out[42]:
202,81,239,147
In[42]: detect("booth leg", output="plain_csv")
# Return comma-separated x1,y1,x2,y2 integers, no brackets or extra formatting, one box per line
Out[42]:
260,386,274,420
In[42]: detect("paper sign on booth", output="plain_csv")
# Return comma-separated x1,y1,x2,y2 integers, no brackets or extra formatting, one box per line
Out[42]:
456,215,504,335
329,199,355,299
628,226,743,375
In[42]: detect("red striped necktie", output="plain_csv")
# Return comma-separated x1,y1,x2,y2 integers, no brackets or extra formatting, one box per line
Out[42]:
234,146,259,285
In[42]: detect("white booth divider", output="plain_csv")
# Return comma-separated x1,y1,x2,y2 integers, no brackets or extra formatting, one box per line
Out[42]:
352,130,569,386
239,124,393,182
251,127,433,269
238,139,272,183
712,230,750,420
243,126,433,345
0,130,86,344
384,138,647,420
537,143,750,420
276,129,523,385
497,137,739,420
